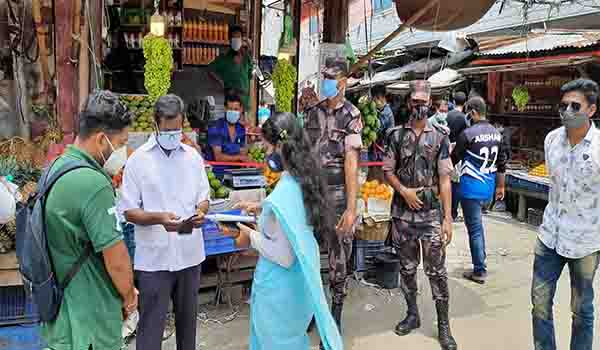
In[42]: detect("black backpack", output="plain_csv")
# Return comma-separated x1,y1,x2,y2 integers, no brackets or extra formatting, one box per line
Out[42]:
16,160,95,322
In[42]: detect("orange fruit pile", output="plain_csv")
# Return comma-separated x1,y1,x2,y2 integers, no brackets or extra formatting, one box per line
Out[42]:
360,180,393,202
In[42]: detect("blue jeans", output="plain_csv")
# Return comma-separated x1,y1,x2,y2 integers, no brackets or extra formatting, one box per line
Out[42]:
451,182,461,220
122,222,136,262
460,198,486,273
531,239,600,350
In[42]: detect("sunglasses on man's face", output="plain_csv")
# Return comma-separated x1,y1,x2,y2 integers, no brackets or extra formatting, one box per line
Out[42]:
558,102,582,113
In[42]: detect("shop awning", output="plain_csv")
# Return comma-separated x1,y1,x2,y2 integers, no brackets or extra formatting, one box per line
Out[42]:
386,78,465,95
458,55,598,75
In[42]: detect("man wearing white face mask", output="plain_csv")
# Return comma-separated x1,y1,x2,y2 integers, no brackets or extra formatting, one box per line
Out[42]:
41,90,137,350
209,25,254,111
120,94,210,350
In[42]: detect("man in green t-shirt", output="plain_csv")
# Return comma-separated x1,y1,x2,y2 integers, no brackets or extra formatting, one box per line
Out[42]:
209,25,254,111
42,90,137,350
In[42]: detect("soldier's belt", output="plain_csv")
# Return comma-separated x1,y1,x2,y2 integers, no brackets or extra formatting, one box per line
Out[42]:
324,167,346,186
396,187,440,212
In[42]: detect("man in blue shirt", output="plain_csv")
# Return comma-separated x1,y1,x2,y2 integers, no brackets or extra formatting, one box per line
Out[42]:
451,96,507,284
206,92,249,163
370,85,394,160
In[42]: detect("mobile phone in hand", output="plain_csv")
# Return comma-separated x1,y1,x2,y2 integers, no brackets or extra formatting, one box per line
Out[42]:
177,215,198,235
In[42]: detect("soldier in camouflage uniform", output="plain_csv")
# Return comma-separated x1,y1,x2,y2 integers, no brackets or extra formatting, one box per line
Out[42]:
305,58,362,336
383,80,457,350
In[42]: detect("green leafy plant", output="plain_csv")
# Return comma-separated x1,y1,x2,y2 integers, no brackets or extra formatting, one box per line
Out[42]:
143,34,174,103
272,59,297,113
0,156,41,187
512,86,530,112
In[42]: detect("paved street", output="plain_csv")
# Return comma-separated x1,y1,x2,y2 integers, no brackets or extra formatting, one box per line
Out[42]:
133,215,600,350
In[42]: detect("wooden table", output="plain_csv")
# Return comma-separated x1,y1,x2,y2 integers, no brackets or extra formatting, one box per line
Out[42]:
506,171,550,222
0,251,22,287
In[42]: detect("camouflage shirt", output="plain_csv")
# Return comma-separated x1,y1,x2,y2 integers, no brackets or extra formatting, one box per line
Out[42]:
383,121,453,223
305,99,363,171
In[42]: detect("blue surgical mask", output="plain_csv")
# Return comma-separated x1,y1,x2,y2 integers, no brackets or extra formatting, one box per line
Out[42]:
321,79,339,100
157,130,182,151
226,110,241,124
266,152,284,173
258,107,270,119
258,107,271,126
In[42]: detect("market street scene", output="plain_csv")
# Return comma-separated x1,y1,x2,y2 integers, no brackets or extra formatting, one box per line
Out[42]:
0,1,600,350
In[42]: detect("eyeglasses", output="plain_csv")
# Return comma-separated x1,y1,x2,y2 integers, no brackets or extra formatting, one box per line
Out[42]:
558,102,582,113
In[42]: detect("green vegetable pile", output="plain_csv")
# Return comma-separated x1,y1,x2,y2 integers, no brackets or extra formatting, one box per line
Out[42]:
272,59,297,112
0,156,42,187
512,86,530,112
248,145,266,163
207,169,230,199
120,94,192,132
143,34,174,103
357,95,380,148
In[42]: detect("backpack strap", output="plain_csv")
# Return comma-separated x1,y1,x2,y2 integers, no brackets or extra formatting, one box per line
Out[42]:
59,243,94,290
39,160,98,290
38,160,94,200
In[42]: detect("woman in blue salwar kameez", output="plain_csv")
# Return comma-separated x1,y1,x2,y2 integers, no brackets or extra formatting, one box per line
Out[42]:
225,112,343,350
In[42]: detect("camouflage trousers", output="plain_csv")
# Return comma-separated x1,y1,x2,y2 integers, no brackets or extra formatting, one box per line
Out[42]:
390,218,449,301
326,184,354,305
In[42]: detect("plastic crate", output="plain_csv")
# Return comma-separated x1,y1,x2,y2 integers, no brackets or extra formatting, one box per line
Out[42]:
527,208,544,226
205,236,238,256
351,239,386,272
202,209,244,255
507,175,550,193
0,323,46,350
0,287,39,326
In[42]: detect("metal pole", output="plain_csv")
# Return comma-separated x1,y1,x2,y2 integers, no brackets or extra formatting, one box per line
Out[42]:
349,0,439,75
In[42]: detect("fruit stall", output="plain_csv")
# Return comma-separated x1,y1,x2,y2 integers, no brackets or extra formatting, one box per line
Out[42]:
458,34,600,223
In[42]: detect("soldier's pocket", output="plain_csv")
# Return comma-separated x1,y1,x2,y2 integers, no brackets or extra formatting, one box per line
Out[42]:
328,129,347,155
305,117,321,144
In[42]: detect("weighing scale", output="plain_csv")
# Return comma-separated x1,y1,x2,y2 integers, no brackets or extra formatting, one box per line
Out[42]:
225,168,265,189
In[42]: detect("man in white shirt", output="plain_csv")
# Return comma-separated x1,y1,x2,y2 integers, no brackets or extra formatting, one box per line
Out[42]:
531,79,600,350
120,94,210,350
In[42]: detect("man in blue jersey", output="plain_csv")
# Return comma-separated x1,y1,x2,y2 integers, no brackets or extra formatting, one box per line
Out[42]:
451,96,507,284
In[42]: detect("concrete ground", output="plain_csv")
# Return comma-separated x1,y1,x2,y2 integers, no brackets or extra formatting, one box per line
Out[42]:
130,215,600,350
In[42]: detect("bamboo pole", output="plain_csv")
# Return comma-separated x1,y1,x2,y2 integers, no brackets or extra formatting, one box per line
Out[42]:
31,0,50,105
78,4,89,113
349,0,439,75
55,0,77,142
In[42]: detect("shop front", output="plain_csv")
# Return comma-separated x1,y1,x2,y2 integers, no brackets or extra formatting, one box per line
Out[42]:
459,33,600,223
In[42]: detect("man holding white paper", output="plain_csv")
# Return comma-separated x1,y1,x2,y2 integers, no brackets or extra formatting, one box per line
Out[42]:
120,94,210,350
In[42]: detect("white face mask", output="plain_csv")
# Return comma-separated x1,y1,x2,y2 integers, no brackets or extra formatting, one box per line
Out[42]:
103,136,128,176
231,38,242,51
157,130,183,151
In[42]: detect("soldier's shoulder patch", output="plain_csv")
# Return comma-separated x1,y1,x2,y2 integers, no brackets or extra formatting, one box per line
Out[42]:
343,101,361,118
347,117,363,133
386,126,406,137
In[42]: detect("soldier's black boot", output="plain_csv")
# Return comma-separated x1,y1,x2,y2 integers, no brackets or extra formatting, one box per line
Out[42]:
435,300,458,350
320,303,344,350
394,293,420,336
331,303,343,331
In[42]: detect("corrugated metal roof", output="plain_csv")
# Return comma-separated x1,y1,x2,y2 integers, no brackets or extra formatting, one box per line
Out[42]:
477,32,600,56
349,0,600,54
